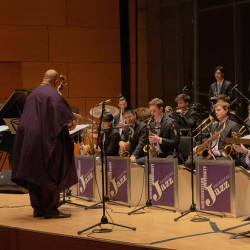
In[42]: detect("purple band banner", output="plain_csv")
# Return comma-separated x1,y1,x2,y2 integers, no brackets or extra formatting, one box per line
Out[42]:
198,163,231,213
149,160,175,207
107,158,128,203
76,157,94,198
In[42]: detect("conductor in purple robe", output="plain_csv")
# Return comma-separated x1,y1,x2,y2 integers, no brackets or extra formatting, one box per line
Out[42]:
11,69,78,219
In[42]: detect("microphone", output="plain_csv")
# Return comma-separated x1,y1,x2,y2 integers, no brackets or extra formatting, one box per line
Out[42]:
95,99,111,107
231,84,238,92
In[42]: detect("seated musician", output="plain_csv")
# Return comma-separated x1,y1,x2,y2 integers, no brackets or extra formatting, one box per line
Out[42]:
119,107,147,164
173,93,197,135
232,102,250,169
148,98,180,159
185,102,239,168
100,112,121,156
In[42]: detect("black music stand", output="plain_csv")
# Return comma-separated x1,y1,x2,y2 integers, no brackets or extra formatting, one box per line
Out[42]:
128,125,176,215
174,128,223,221
78,102,136,234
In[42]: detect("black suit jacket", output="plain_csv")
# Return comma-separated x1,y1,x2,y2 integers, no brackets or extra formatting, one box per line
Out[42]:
171,108,197,130
101,127,121,156
150,114,180,157
209,80,234,101
210,118,239,154
121,120,147,158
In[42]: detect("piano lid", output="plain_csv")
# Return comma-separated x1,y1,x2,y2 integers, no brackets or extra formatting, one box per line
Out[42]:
0,89,32,126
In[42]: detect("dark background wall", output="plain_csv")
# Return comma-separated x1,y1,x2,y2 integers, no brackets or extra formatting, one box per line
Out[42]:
140,0,250,116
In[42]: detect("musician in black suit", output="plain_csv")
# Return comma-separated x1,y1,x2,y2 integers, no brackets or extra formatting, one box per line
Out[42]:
113,95,127,127
119,107,147,164
185,102,239,168
149,98,180,158
100,112,120,156
209,66,234,102
172,93,197,135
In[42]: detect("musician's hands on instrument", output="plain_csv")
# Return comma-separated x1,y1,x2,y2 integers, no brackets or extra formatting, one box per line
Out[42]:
118,122,126,127
232,144,248,155
211,148,220,156
119,141,126,150
193,146,198,153
130,155,136,162
149,133,160,143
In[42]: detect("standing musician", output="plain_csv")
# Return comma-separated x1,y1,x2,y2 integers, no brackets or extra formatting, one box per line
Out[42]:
209,66,234,103
232,102,250,169
119,107,147,164
148,98,180,159
11,69,78,219
100,112,121,156
185,102,239,168
173,93,197,134
113,95,127,127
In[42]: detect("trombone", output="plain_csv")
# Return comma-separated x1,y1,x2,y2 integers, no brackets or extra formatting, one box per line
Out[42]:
193,114,217,138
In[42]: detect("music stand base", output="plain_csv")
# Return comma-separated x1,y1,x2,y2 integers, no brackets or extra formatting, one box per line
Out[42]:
128,199,176,215
174,203,223,221
85,201,102,210
77,215,136,234
242,216,250,221
59,190,87,208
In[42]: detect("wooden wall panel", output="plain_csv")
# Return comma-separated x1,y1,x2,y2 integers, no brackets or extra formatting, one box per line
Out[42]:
22,62,68,96
49,27,120,63
64,98,86,119
0,26,48,61
0,62,22,99
68,63,121,98
0,0,66,26
67,0,119,28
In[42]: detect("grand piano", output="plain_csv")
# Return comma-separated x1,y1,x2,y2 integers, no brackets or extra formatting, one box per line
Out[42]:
0,89,32,171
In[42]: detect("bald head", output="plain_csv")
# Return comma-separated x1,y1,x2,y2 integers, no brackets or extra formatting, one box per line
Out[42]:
43,69,59,84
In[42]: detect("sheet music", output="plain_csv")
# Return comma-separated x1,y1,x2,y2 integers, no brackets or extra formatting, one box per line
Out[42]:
69,124,89,135
0,125,9,132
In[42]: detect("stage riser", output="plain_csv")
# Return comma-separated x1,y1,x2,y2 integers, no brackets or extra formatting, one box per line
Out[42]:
0,226,157,250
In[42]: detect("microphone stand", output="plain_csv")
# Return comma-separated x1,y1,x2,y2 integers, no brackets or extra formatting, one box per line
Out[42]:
174,128,223,221
78,103,136,234
128,126,176,215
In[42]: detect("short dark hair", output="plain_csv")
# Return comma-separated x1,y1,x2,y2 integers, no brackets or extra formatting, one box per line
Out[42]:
175,93,191,103
102,112,113,122
117,94,127,103
214,66,225,74
123,107,136,115
216,94,230,103
148,98,164,109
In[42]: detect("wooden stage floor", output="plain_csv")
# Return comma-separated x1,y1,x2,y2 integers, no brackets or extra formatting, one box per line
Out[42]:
0,193,249,250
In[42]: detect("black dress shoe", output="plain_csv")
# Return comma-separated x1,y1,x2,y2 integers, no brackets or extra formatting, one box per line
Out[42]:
44,211,71,219
33,211,44,218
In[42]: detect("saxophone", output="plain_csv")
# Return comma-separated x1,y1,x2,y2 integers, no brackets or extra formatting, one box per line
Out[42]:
222,121,248,159
143,116,157,158
192,122,226,159
83,132,100,155
119,134,131,157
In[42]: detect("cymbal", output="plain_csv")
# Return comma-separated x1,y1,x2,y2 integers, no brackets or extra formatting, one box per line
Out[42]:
135,107,150,117
90,105,119,118
73,112,84,120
